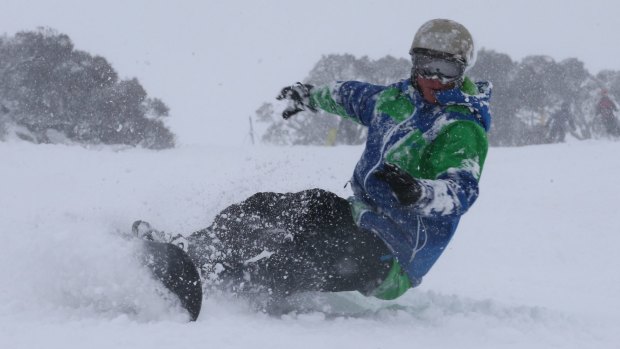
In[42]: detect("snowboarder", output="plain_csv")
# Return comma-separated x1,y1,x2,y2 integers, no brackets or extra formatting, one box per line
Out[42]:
546,101,576,142
596,89,620,136
135,18,492,308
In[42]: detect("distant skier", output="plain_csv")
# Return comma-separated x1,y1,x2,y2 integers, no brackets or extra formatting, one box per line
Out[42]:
596,89,620,136
546,101,576,142
135,19,492,308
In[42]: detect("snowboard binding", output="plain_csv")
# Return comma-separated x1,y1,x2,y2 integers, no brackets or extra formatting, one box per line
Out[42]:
132,220,189,252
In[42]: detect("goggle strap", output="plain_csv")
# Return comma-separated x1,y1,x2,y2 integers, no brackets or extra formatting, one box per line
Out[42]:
411,48,466,65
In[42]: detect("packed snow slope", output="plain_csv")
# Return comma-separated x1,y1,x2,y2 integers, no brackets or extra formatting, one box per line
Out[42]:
0,140,618,348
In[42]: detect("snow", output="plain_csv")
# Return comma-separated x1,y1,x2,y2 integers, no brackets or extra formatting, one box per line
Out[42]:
0,139,618,348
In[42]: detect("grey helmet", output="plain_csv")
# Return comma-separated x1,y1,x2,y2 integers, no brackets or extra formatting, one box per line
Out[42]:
410,19,475,68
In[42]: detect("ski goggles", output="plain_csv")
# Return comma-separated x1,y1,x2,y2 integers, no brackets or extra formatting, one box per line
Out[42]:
411,48,466,83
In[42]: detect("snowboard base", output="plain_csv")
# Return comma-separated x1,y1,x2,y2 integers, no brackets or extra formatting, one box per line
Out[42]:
139,240,203,321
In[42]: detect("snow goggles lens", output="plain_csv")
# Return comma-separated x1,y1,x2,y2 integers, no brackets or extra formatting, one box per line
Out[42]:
412,52,465,82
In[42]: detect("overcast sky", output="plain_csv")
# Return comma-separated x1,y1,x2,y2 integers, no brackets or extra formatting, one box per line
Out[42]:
2,0,618,145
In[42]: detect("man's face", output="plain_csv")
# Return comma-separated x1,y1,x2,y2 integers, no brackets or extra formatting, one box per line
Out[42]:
415,75,456,104
410,48,465,104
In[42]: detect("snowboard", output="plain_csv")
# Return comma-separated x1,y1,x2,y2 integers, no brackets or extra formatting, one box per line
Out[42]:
139,240,203,321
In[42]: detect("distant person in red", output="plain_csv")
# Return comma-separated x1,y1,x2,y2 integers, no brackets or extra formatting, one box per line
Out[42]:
596,89,620,136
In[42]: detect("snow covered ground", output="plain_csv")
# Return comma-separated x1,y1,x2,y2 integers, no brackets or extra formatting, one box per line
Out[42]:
0,139,618,348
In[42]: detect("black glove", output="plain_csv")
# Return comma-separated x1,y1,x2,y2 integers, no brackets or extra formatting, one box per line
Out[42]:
374,163,423,206
276,82,317,119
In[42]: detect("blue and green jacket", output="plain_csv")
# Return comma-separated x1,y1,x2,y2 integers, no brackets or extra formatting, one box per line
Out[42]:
310,77,491,299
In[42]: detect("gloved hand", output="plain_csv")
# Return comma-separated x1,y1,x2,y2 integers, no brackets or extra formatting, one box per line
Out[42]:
374,163,423,206
276,82,317,119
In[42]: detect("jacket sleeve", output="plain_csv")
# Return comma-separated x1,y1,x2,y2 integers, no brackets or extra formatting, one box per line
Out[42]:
414,120,489,217
310,81,384,126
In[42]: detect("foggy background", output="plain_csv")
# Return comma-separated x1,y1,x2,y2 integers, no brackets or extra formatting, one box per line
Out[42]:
1,0,618,146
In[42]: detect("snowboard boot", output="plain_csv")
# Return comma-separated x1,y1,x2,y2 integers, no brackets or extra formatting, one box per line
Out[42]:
131,220,189,252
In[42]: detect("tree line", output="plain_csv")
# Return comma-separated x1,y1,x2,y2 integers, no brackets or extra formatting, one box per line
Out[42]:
256,50,620,147
0,28,175,149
